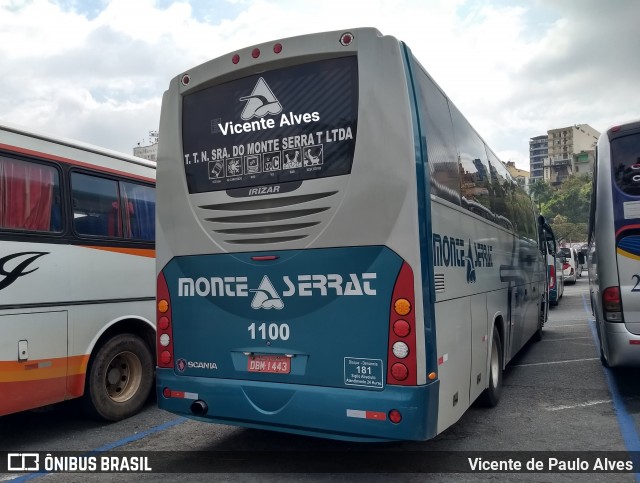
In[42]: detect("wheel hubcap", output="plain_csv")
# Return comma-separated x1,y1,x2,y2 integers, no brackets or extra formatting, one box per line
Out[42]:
104,351,142,402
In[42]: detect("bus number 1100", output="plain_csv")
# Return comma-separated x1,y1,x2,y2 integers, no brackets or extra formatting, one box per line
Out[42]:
248,323,290,341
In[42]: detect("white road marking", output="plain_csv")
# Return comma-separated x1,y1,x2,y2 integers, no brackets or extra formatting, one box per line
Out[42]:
546,399,612,411
541,337,592,341
513,357,599,367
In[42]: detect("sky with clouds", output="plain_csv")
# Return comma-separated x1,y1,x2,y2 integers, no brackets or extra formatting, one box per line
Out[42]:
1,0,639,170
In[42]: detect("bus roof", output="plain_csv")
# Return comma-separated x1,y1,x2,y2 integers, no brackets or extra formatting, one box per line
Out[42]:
606,118,640,138
0,119,156,170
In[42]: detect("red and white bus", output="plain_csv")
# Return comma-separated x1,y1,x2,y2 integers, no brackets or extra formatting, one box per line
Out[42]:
1,121,157,420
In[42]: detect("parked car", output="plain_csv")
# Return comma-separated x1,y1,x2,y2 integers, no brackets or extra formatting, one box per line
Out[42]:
559,247,580,284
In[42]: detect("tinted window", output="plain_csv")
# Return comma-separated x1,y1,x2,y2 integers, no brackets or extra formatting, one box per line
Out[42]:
72,173,155,241
485,148,514,230
511,190,536,239
559,248,575,260
414,67,461,205
611,132,640,195
182,56,358,193
0,156,62,233
543,227,557,256
121,182,155,241
72,173,120,237
449,104,493,220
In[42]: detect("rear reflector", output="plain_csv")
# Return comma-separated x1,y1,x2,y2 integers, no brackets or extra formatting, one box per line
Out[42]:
388,409,402,424
346,409,386,421
164,389,198,400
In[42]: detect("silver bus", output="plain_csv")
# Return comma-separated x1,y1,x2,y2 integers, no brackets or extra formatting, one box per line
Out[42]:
588,119,640,367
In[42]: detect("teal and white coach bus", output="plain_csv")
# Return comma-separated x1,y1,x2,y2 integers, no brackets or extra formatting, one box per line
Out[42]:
155,28,547,442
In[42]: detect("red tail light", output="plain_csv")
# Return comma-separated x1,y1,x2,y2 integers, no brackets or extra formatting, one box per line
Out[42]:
387,262,417,385
157,272,175,368
388,409,402,424
603,286,623,322
549,265,556,289
563,263,570,271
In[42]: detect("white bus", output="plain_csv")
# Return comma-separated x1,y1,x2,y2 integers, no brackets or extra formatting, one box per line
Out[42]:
588,119,640,367
0,121,157,420
155,28,547,441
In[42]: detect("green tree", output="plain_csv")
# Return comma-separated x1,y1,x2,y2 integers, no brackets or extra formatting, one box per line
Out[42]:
539,174,592,243
529,179,553,209
549,214,588,244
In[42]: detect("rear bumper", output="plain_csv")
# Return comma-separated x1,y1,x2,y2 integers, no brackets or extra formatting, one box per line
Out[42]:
157,369,439,442
603,322,640,367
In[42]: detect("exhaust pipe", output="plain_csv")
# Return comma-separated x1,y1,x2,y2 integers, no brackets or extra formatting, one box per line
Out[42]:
190,400,208,416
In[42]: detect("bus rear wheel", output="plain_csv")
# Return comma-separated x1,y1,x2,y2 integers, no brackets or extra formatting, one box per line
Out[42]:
83,333,154,421
478,326,503,407
596,323,611,368
534,294,547,342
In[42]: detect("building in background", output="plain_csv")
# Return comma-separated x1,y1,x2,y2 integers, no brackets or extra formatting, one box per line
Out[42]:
529,135,547,182
530,124,599,187
545,124,599,186
572,149,595,177
505,161,530,192
133,131,158,161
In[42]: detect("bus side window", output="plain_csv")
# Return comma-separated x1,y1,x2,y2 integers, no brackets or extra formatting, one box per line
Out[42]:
448,103,493,219
121,181,155,241
74,214,105,236
71,172,119,237
0,156,61,233
486,148,514,231
414,66,461,205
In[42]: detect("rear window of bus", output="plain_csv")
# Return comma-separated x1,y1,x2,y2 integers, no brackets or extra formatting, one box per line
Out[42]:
612,132,640,196
181,56,358,194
